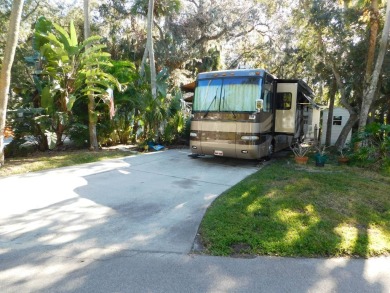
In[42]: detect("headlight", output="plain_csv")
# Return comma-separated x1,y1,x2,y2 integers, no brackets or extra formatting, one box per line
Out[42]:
241,135,259,141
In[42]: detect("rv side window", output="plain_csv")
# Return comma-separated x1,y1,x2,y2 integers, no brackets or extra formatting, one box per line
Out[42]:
276,92,292,110
261,75,273,112
262,89,272,112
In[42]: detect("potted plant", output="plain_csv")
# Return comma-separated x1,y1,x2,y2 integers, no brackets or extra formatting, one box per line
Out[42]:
290,142,311,164
338,147,350,164
314,145,328,167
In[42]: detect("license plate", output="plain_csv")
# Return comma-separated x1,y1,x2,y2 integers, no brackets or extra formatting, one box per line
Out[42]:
214,150,223,156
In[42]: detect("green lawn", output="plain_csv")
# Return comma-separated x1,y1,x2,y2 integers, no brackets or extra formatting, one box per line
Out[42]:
199,158,390,258
0,149,134,177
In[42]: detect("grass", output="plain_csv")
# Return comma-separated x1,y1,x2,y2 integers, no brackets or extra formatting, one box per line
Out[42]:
0,149,134,177
198,157,390,258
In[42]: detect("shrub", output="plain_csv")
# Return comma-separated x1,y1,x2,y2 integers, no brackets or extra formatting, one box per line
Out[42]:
351,123,390,173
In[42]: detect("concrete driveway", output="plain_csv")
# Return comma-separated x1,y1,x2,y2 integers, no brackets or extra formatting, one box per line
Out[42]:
1,149,390,293
0,149,259,255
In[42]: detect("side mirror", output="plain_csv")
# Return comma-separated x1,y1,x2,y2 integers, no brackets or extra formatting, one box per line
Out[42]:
256,99,264,112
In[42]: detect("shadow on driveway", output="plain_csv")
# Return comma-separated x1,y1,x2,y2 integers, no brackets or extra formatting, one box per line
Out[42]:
0,150,389,292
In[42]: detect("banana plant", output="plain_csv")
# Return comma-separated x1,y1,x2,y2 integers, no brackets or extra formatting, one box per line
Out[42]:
34,17,120,148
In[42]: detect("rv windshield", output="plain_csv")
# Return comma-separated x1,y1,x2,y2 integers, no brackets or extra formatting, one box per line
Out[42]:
193,76,262,112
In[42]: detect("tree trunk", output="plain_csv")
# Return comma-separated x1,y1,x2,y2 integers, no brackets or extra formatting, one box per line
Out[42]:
343,0,349,10
84,0,91,53
334,113,359,149
317,29,358,149
139,0,157,100
358,0,390,132
84,0,99,150
140,46,148,77
330,58,359,149
365,0,379,82
147,0,157,99
325,79,337,146
131,109,139,143
0,0,24,167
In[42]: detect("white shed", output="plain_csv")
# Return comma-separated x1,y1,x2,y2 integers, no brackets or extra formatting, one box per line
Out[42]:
321,107,352,145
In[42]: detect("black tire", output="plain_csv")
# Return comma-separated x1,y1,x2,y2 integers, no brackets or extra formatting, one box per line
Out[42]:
265,141,275,161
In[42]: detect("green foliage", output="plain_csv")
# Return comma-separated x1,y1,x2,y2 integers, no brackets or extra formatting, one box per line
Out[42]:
4,138,36,158
89,61,185,147
6,107,49,153
30,17,121,147
131,0,181,18
135,68,186,144
33,16,53,51
183,47,221,75
351,123,390,172
67,98,89,148
41,87,54,113
68,122,89,148
96,60,138,145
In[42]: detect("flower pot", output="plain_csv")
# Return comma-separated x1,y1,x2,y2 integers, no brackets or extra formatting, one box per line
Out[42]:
338,157,349,164
295,156,309,165
314,154,327,167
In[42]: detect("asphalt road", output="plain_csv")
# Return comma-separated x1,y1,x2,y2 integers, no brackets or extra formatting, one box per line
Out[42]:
0,149,389,293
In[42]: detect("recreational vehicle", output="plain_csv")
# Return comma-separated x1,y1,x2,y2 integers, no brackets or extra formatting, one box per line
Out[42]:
189,69,321,159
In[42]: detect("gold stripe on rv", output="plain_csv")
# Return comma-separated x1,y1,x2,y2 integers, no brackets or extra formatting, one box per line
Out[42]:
191,121,262,133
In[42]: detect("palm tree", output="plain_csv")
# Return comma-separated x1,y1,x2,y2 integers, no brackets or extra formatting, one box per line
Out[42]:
359,0,390,132
84,0,99,150
0,0,24,167
140,0,157,99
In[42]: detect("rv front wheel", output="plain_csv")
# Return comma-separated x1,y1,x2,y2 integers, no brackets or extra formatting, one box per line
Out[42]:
265,142,274,161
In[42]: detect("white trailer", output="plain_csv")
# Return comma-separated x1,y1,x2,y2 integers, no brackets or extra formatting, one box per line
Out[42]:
321,107,352,145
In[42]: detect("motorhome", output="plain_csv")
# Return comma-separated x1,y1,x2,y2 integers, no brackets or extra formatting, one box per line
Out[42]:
189,69,321,159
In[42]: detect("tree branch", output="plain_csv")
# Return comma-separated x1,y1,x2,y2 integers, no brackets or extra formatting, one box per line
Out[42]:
187,0,199,9
22,0,40,21
153,19,164,40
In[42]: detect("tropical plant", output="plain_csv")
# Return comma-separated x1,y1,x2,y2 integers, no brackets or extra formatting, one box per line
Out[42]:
338,145,351,158
315,144,328,156
351,122,390,172
314,144,328,166
33,17,120,148
290,142,311,157
137,67,173,143
160,91,186,144
97,60,138,145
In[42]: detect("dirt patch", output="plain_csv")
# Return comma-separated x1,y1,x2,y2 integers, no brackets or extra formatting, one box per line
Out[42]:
230,243,257,259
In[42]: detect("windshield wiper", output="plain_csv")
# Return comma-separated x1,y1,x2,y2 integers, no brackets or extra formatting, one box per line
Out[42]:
221,89,236,119
203,88,219,118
